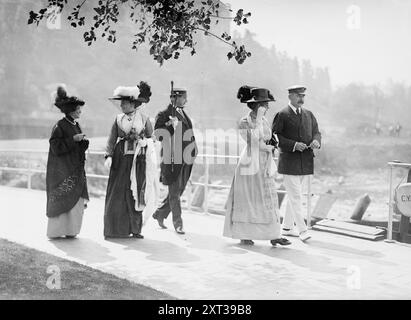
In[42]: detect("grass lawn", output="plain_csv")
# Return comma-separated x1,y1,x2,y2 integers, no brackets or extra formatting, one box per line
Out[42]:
0,238,175,300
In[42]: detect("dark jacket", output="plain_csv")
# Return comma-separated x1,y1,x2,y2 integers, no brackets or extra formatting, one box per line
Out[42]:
272,105,321,175
154,104,198,185
46,117,89,217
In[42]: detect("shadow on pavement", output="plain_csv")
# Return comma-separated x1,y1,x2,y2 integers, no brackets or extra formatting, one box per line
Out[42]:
240,244,343,274
185,233,248,255
106,238,200,263
305,239,397,266
49,238,116,264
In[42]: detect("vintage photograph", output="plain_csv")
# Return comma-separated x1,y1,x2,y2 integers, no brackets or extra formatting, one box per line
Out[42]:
0,0,410,304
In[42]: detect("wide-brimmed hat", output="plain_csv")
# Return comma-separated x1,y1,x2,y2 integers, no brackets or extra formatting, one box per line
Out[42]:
109,81,152,103
246,88,276,103
237,85,257,103
54,85,85,114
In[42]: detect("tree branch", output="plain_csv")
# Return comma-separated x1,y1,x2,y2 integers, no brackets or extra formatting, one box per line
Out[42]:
193,27,234,47
208,15,234,20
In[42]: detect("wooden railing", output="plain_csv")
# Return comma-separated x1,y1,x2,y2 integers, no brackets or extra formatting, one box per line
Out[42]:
0,148,314,226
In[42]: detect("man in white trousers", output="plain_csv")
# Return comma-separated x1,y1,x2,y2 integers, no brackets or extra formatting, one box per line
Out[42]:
272,85,321,242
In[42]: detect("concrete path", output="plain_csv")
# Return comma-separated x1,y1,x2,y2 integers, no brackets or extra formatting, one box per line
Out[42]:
1,186,411,299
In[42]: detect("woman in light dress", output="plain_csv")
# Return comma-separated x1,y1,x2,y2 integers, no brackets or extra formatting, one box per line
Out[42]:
223,86,291,246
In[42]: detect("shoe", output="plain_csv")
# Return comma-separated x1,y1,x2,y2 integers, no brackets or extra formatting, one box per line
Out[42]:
299,230,312,242
157,220,167,229
65,235,77,239
270,238,291,246
132,233,144,239
240,239,254,245
281,228,299,237
153,213,167,229
175,226,185,234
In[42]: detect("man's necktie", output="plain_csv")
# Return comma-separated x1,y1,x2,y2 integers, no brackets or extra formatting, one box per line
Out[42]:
176,107,185,119
297,108,302,123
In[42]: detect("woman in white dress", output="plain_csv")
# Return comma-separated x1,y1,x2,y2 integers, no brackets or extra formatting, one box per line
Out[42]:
223,86,291,246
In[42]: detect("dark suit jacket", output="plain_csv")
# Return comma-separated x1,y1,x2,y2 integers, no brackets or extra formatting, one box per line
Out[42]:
272,105,321,175
154,104,198,185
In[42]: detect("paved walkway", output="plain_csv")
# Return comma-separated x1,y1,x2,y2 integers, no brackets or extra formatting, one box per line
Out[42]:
1,186,411,299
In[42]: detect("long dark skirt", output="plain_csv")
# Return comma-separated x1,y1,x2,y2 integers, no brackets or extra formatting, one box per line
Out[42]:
104,140,146,237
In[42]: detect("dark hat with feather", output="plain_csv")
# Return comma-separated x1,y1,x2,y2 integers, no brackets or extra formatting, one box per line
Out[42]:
237,85,257,103
237,85,275,103
246,88,275,103
54,85,85,114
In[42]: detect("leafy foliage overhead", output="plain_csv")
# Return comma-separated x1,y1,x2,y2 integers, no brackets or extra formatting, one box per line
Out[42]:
28,0,252,65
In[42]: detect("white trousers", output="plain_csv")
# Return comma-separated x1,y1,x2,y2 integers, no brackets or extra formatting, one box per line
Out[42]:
282,174,311,233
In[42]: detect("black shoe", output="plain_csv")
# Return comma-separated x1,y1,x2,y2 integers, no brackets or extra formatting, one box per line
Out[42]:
132,233,144,239
65,235,77,239
270,238,291,246
153,213,167,229
175,226,185,234
240,239,254,245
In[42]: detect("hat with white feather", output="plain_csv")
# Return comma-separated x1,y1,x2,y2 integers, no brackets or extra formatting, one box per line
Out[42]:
109,81,152,103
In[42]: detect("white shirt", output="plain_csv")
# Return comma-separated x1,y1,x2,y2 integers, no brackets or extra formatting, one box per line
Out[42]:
288,103,301,151
288,102,301,115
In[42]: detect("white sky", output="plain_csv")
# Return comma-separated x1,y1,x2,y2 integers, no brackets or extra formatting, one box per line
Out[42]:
226,0,411,87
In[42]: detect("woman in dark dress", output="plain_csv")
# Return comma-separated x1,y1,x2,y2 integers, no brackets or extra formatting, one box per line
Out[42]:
46,86,89,239
104,82,155,239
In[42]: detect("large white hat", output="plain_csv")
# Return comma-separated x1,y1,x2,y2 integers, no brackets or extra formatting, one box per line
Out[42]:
109,82,152,103
109,86,141,101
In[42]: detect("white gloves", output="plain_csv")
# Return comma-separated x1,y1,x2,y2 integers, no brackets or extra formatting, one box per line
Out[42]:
256,107,265,123
265,153,277,177
167,116,179,129
104,156,112,169
138,138,147,148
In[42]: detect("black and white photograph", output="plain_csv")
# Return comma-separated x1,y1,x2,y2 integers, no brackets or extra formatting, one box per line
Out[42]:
1,0,411,307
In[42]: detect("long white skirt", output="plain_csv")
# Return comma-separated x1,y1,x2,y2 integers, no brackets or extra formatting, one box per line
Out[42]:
47,197,85,238
223,153,281,241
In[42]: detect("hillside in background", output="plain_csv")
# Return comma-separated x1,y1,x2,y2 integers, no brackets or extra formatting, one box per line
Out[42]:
0,0,410,139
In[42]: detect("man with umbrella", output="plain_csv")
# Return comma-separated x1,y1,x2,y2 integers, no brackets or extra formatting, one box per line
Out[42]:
152,87,198,234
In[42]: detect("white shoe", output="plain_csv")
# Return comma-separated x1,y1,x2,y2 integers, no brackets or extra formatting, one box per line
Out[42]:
281,228,299,237
299,230,311,242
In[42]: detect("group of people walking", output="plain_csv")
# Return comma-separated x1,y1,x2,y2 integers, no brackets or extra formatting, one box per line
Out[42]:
45,82,321,247
223,85,321,246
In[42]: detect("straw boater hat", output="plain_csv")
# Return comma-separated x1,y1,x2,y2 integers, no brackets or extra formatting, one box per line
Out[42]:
109,81,152,103
170,87,187,97
54,85,85,114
